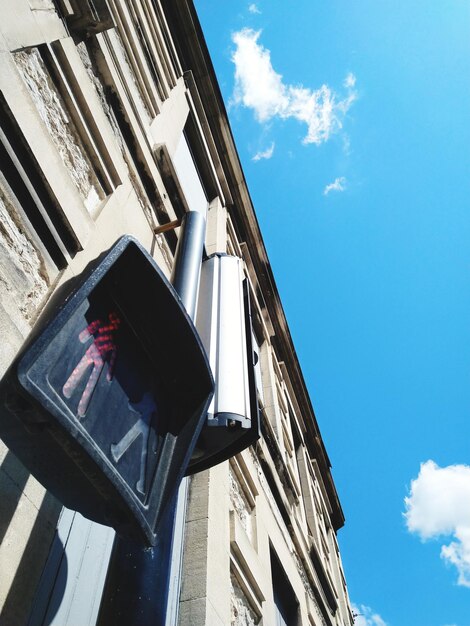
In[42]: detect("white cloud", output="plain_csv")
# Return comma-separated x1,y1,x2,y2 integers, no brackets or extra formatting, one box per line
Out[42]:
344,72,357,89
323,176,346,196
248,3,261,14
404,460,470,587
252,142,274,161
352,604,388,626
231,29,356,146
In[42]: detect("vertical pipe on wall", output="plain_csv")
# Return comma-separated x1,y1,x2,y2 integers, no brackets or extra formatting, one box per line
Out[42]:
171,211,206,320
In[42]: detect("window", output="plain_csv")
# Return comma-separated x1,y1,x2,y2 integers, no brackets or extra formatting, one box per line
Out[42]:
105,0,179,118
252,330,264,405
0,93,77,266
14,47,108,214
172,131,208,216
270,547,299,626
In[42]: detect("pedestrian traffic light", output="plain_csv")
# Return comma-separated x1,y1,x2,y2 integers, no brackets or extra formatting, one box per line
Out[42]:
188,254,260,474
0,236,214,545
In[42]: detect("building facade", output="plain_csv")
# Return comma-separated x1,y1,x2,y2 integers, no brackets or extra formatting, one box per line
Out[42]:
0,1,354,624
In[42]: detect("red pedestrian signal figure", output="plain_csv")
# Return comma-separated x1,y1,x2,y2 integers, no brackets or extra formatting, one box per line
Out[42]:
63,311,121,417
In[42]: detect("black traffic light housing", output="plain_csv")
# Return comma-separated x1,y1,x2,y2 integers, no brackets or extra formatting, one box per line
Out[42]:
0,236,214,546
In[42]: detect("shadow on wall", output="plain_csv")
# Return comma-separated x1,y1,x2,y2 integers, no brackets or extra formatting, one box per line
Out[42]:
0,450,64,626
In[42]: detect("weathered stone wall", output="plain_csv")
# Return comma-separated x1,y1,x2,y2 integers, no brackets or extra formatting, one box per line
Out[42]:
230,574,257,626
14,48,104,213
0,180,49,373
229,468,253,542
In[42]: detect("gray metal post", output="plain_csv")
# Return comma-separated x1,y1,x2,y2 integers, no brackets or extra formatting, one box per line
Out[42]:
97,211,206,626
171,211,206,319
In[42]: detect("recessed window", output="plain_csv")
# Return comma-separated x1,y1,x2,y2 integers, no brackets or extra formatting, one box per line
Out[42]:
270,547,299,626
172,131,208,217
0,93,77,266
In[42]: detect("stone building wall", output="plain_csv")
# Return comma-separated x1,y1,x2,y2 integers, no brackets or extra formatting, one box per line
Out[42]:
0,2,355,625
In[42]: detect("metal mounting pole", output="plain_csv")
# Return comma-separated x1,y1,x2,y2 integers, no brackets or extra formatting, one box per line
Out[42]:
170,211,206,321
97,211,206,626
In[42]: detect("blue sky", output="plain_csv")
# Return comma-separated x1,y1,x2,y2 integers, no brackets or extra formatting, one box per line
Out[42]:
193,2,470,625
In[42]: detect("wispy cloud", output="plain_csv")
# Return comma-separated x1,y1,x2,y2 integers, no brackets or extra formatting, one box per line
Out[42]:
323,176,346,195
352,604,388,626
231,28,356,146
252,142,274,161
404,460,470,587
344,72,357,89
248,3,261,14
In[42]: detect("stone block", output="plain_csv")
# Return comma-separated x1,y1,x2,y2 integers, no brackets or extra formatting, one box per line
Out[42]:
178,597,206,626
186,471,210,522
179,517,209,602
